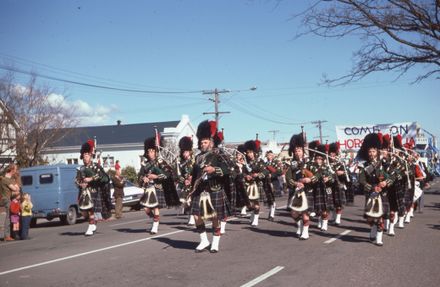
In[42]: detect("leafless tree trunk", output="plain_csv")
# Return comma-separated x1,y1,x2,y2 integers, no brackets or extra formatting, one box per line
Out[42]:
295,0,440,84
0,70,78,167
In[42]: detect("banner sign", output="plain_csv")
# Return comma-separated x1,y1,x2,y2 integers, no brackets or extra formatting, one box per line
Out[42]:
336,122,418,151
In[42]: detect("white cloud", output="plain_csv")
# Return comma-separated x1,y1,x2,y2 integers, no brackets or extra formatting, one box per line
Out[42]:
46,94,115,126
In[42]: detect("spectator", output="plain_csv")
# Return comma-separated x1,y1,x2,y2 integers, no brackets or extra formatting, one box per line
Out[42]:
10,193,21,240
112,168,125,219
0,164,21,242
20,193,33,240
115,160,121,171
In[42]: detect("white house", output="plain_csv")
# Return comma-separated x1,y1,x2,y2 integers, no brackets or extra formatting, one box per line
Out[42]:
42,115,197,171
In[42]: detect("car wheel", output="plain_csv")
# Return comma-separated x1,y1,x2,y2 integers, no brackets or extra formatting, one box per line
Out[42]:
60,206,78,225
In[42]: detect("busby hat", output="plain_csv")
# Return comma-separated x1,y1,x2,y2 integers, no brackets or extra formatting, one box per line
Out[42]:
381,134,391,150
237,144,246,154
244,140,258,153
196,120,217,141
178,136,193,152
307,140,321,160
393,134,403,150
143,137,157,157
328,142,340,155
356,133,382,161
80,139,95,160
288,133,305,156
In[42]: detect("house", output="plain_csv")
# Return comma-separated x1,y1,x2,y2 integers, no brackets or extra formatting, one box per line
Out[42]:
0,99,18,166
42,115,197,171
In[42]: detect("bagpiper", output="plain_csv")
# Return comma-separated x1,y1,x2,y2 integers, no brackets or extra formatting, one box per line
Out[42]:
177,136,195,225
138,137,177,234
308,141,335,232
328,142,348,226
285,132,315,240
190,120,231,253
242,139,272,227
264,150,283,221
76,139,110,236
357,133,392,246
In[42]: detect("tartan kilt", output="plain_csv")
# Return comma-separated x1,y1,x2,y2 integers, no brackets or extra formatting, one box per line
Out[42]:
313,183,334,214
287,188,315,214
404,183,415,209
90,188,102,213
364,192,390,218
141,185,167,209
191,189,232,220
154,186,167,209
388,181,406,216
332,182,346,209
263,179,276,205
247,181,267,204
235,179,250,208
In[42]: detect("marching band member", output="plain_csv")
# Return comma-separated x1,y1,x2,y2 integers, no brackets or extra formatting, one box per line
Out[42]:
76,140,110,236
285,133,314,240
234,145,250,216
328,142,347,226
308,141,334,232
190,120,231,253
243,139,270,227
264,150,283,221
177,136,195,226
357,133,392,246
137,137,171,235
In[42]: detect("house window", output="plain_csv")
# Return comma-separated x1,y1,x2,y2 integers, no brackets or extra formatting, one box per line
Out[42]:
67,158,79,165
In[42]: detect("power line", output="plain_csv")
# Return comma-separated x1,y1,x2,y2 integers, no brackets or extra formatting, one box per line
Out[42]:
311,120,328,143
0,64,204,95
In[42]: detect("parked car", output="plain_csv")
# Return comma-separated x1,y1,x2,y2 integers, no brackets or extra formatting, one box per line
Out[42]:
110,180,144,209
20,164,82,226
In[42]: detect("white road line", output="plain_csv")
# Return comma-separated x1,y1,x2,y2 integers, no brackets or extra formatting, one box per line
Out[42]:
109,219,147,227
240,266,285,287
0,230,184,276
0,216,240,276
324,230,351,244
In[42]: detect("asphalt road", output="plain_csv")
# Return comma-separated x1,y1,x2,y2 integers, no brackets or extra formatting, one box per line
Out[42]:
1,178,440,287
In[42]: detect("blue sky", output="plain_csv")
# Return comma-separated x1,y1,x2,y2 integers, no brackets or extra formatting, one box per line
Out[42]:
1,0,438,143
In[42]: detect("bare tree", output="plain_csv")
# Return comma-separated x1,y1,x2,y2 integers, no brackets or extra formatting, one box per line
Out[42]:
296,0,440,84
0,70,78,167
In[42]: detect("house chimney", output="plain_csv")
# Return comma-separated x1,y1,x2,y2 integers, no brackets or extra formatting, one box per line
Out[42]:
117,120,121,126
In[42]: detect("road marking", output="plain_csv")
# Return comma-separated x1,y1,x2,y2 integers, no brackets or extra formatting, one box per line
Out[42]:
0,216,240,276
0,230,184,276
109,219,147,227
240,266,285,287
324,229,351,244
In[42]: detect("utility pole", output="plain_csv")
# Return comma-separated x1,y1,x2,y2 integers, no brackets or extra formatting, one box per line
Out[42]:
311,120,328,143
202,87,257,126
268,130,280,141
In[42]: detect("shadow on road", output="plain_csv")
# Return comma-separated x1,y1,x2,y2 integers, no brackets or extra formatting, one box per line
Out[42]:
59,231,86,236
113,228,149,233
244,226,294,238
152,237,196,250
427,224,440,230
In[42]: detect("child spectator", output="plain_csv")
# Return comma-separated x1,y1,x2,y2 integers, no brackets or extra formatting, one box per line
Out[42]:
20,193,33,240
10,193,21,240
